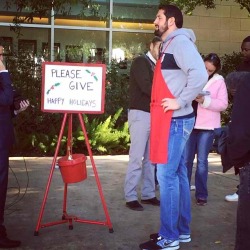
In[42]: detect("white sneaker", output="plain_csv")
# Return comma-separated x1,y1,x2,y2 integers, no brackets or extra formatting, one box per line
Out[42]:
156,237,180,250
179,234,191,242
190,185,196,191
225,193,238,202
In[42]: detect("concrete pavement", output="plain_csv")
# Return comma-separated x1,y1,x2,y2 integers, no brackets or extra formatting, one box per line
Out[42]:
6,153,238,250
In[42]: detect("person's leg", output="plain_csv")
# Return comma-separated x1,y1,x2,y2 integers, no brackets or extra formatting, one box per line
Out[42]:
141,136,155,200
157,117,194,240
154,164,158,186
236,184,239,195
195,130,214,201
0,149,21,247
235,165,250,250
178,118,196,236
211,127,222,153
124,110,151,202
0,115,21,248
0,149,9,227
178,151,192,236
225,182,239,201
184,130,197,185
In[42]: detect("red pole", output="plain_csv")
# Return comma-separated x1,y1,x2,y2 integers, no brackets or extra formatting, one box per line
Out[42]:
62,114,72,214
78,113,113,231
34,113,68,235
62,183,68,216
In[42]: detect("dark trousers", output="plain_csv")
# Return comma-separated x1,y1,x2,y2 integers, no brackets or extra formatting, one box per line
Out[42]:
0,149,9,227
235,164,250,250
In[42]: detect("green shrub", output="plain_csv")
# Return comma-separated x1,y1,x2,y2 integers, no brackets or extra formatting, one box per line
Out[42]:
220,51,242,125
104,59,129,125
74,108,130,154
221,52,242,77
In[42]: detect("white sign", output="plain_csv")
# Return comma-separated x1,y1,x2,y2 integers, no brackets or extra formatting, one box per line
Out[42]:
41,62,106,113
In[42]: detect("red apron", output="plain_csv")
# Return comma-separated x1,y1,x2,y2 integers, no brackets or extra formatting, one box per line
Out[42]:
150,39,174,164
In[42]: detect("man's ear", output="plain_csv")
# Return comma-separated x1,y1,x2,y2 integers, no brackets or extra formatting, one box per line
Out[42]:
149,43,153,52
168,17,175,27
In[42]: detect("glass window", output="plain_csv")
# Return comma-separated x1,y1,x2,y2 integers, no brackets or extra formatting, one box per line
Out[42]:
113,32,153,59
0,2,49,25
113,1,158,30
55,29,108,63
0,26,49,58
54,1,110,28
0,27,49,79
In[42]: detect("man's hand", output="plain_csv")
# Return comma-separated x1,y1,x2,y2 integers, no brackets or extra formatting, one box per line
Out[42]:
15,100,30,114
195,95,205,104
161,98,180,112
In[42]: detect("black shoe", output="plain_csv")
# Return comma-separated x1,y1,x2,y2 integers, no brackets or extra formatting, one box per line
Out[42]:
0,237,21,248
196,198,207,206
126,200,144,211
139,239,161,250
141,197,160,206
150,233,159,241
140,237,179,250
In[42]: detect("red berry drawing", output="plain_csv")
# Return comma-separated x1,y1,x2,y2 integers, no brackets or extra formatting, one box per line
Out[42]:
46,82,60,95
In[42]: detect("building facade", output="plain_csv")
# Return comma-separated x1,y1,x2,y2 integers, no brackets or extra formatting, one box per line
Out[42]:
0,0,249,64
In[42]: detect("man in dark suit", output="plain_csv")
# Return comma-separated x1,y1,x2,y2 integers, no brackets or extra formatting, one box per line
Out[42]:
0,43,29,248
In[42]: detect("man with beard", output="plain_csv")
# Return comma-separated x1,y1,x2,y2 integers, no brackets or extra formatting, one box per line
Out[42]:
139,4,208,250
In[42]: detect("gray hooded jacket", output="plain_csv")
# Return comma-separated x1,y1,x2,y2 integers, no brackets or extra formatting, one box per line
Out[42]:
160,28,208,117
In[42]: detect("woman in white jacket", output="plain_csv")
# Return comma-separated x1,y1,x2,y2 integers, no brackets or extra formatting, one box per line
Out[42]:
184,53,228,206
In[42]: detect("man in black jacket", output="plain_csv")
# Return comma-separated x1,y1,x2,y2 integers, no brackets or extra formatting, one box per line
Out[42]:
221,71,250,250
124,36,162,211
225,36,250,202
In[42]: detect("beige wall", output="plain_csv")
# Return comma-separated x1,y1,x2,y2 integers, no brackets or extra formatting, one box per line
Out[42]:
184,0,250,56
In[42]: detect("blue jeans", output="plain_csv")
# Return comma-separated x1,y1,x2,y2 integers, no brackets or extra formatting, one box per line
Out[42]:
157,117,194,241
235,165,250,250
184,129,214,200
